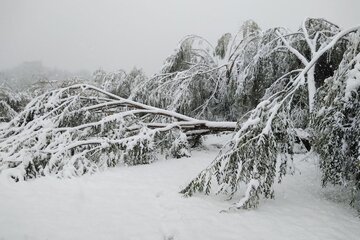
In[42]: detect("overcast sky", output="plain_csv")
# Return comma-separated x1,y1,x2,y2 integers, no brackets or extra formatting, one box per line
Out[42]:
0,0,359,75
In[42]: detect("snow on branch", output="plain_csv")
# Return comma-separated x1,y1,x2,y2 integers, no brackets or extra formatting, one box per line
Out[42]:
0,84,236,181
181,25,360,210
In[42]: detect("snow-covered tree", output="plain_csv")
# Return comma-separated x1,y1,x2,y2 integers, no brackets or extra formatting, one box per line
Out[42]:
0,84,26,122
131,35,224,120
94,68,146,98
181,21,360,209
131,20,265,121
312,32,360,206
0,84,235,181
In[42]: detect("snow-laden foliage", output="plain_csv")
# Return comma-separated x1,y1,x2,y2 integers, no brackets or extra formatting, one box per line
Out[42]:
130,19,345,122
129,21,262,120
0,84,197,181
227,27,298,119
312,33,360,206
0,76,93,123
93,68,146,99
181,22,360,209
0,84,26,121
0,101,17,122
131,35,225,120
181,74,301,209
0,84,237,181
26,79,65,98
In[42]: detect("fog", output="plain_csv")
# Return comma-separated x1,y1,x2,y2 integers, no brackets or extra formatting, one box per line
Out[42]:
1,0,359,75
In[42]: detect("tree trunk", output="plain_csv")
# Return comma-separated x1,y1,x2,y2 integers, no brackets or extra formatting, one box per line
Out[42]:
307,66,316,112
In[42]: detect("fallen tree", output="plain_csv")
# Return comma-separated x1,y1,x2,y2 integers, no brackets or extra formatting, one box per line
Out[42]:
0,84,236,181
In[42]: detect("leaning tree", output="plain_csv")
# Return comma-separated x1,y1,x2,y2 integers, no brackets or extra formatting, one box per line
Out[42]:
181,19,360,209
312,32,360,207
130,35,224,120
130,20,269,121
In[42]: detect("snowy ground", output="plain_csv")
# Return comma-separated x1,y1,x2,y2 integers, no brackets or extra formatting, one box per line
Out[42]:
0,134,359,240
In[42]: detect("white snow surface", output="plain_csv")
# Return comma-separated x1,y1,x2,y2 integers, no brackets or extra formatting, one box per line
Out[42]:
0,134,359,240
